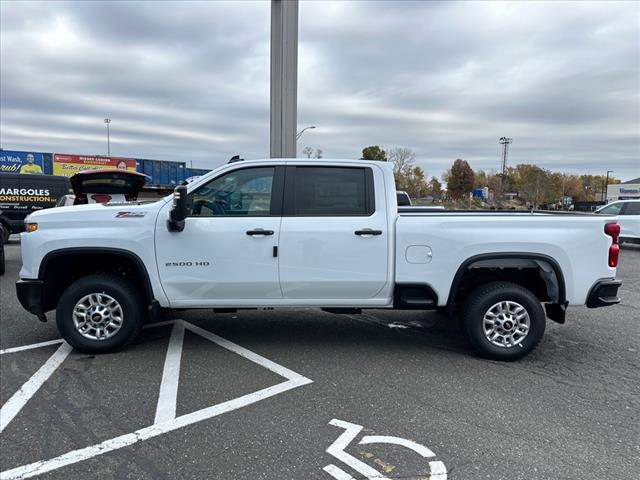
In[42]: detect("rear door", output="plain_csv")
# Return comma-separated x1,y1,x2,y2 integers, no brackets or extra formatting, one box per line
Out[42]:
278,165,389,300
620,201,640,238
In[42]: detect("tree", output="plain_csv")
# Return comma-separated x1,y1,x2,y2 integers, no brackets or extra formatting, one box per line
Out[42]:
388,147,415,177
427,176,443,200
361,145,387,161
446,159,475,199
302,147,322,159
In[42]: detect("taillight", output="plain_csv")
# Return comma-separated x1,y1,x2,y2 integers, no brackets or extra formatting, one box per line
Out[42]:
604,223,620,267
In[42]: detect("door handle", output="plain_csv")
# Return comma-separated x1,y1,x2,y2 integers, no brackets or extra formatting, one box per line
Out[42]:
354,229,383,236
246,229,274,236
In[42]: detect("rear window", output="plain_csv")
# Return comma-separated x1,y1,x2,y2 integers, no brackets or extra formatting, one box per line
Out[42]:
292,167,372,216
624,202,640,215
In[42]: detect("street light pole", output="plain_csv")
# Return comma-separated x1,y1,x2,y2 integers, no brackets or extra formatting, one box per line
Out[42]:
603,170,613,202
296,125,316,140
104,118,112,156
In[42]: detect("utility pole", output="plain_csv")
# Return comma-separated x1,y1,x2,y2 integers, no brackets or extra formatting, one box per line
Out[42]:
498,137,512,196
270,0,298,158
603,170,613,202
104,118,112,156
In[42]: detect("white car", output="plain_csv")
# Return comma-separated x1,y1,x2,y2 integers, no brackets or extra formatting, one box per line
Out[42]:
596,200,640,244
17,159,622,361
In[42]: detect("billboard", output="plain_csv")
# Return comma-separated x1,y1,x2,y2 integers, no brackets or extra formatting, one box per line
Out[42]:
53,154,137,177
0,150,45,174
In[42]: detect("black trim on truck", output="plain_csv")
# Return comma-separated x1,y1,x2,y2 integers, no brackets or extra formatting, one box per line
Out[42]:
16,247,158,321
447,252,568,323
16,279,46,322
586,279,622,308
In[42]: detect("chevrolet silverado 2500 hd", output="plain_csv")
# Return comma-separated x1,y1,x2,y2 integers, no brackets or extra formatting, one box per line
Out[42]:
16,159,622,360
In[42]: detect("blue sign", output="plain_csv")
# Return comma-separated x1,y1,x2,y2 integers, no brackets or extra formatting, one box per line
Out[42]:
0,150,45,174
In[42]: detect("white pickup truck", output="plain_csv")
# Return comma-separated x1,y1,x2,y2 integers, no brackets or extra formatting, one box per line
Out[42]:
16,159,622,360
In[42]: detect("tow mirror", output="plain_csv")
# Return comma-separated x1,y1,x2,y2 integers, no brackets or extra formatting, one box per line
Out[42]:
167,185,188,232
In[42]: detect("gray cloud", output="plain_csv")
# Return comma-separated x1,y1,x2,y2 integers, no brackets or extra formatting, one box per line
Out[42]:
1,0,638,179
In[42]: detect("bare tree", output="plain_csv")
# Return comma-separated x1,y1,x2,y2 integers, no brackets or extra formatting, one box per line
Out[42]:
388,147,416,177
302,146,314,158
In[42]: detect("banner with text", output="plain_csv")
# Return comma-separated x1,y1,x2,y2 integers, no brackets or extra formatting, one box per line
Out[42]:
53,154,137,177
0,150,45,174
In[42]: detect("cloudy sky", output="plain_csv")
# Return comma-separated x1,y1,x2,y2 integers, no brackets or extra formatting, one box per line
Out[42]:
1,1,638,179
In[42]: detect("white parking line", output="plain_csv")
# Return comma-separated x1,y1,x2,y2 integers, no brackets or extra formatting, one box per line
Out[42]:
154,320,185,424
323,464,358,480
0,339,64,355
0,342,73,433
0,320,313,480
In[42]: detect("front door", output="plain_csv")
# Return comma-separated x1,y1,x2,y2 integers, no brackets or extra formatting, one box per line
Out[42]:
156,165,283,306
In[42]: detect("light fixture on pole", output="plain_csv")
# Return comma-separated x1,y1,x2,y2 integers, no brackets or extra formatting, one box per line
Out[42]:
104,118,112,156
296,125,315,140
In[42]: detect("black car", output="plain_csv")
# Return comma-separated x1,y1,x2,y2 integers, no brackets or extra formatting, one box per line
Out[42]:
0,226,5,276
0,172,71,241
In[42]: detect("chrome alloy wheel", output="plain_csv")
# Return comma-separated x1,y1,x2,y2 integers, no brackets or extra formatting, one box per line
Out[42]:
72,293,124,341
482,300,530,348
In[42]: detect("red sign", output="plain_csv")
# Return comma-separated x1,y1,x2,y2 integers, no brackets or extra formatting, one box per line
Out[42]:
53,154,137,177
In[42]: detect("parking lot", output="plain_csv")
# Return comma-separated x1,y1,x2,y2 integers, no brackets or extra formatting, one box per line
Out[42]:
1,236,639,480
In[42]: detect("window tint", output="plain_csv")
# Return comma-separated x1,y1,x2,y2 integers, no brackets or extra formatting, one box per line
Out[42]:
623,202,640,215
190,167,274,216
293,167,370,216
598,203,623,215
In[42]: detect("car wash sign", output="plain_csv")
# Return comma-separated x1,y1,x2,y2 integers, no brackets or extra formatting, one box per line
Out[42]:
0,150,45,174
53,154,137,177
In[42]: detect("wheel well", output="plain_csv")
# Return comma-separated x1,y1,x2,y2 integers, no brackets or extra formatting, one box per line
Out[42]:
447,255,565,313
39,249,153,313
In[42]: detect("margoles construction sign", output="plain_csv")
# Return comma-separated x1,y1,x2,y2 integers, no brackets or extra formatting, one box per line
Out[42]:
0,186,59,210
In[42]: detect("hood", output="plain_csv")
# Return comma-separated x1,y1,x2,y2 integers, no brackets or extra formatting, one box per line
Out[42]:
70,169,148,204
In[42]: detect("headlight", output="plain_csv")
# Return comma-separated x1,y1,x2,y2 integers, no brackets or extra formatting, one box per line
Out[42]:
25,223,38,233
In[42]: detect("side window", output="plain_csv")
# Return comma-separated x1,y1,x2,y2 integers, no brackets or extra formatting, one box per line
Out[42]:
598,203,623,215
190,167,274,217
292,167,372,216
623,202,640,215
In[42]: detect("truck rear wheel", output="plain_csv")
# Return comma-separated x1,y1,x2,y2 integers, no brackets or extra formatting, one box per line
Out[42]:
56,274,143,353
462,281,545,361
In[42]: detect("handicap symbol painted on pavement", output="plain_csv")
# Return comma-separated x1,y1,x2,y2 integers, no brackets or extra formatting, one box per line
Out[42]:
323,419,447,480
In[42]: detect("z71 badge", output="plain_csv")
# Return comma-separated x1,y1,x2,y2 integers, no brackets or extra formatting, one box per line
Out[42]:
116,211,147,218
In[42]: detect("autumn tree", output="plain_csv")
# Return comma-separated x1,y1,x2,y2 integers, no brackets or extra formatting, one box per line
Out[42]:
361,145,387,161
428,176,443,200
446,159,475,199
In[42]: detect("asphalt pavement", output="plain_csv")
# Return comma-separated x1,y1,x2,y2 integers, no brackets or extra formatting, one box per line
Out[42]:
1,236,638,479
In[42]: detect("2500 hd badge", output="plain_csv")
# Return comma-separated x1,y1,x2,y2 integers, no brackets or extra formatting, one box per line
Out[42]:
165,261,210,267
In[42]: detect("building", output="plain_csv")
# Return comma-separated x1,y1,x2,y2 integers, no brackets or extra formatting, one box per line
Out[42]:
607,177,640,202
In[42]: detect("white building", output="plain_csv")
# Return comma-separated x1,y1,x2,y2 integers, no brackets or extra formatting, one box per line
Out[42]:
607,177,640,202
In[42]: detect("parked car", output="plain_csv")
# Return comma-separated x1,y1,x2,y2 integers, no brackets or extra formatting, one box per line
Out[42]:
68,169,148,205
0,226,5,276
55,194,76,207
17,159,622,361
596,199,640,244
0,173,71,241
396,191,412,206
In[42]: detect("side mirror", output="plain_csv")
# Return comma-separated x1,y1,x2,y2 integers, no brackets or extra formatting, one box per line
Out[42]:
167,185,188,232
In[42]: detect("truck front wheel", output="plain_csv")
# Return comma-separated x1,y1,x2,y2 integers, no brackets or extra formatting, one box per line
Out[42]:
56,274,143,353
462,281,545,361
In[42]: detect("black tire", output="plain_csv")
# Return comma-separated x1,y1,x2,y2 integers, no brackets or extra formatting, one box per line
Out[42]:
0,244,5,276
56,273,144,353
462,281,545,361
1,225,9,244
